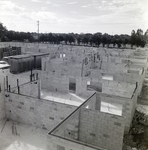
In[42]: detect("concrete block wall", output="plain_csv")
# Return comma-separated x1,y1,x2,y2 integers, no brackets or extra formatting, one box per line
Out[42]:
0,93,5,120
83,93,96,110
7,75,30,88
127,65,143,75
41,76,69,93
10,80,39,98
88,68,143,84
4,71,38,91
86,69,144,97
96,48,134,57
89,70,102,79
113,72,144,96
20,81,39,97
51,104,96,141
89,80,102,92
47,134,98,150
101,62,127,73
76,78,95,97
108,56,122,63
131,90,138,121
97,93,134,133
5,92,76,131
63,113,79,140
47,93,105,150
49,93,124,150
118,49,135,57
76,77,82,95
0,73,5,120
113,72,143,83
108,56,147,64
53,110,80,141
68,65,82,77
102,80,136,98
79,108,125,150
50,93,96,139
66,51,83,63
42,54,82,78
0,68,10,76
0,69,9,120
89,70,144,97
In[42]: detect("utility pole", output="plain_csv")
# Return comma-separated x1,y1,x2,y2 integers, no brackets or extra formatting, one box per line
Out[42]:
37,21,39,44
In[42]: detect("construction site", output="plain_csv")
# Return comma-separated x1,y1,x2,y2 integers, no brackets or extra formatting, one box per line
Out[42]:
0,42,148,150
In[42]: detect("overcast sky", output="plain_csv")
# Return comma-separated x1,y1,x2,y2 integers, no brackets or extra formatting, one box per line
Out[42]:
0,0,148,35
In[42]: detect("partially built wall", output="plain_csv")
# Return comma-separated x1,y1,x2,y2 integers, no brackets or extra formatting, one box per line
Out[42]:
48,93,125,150
4,80,77,131
5,92,76,131
0,68,9,120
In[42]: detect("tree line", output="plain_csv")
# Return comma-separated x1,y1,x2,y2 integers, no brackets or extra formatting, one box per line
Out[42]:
0,22,148,48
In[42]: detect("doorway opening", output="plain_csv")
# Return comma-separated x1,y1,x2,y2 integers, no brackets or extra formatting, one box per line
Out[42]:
69,78,76,93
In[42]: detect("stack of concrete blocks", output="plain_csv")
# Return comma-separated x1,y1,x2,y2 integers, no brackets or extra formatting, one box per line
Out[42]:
0,46,21,60
48,93,125,150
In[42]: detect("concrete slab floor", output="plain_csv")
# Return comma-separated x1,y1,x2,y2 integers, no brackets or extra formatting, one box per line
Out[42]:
0,119,48,150
41,89,86,106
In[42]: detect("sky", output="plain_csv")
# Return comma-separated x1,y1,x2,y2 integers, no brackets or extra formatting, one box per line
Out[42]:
0,0,148,35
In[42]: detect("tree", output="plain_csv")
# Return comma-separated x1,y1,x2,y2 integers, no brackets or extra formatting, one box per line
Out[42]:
0,22,7,41
130,29,146,48
1,21,147,48
101,33,109,47
68,33,75,45
130,30,136,48
92,33,102,47
120,34,130,48
144,29,148,44
136,29,146,47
